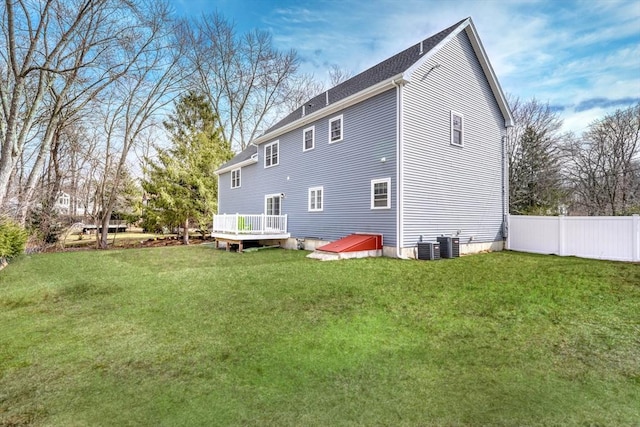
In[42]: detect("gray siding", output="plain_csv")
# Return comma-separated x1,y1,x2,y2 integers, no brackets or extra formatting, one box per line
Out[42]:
219,89,398,245
402,31,506,247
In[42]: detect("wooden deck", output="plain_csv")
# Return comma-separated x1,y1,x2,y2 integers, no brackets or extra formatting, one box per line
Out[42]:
212,214,289,252
212,232,290,252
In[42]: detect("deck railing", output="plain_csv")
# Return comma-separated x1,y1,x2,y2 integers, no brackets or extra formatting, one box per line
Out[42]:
213,214,288,235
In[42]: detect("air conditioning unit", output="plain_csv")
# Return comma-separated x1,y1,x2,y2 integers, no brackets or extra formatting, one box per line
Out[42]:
417,242,440,260
437,236,460,258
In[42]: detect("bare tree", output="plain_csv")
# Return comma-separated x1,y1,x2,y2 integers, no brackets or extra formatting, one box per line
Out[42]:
277,72,326,121
181,13,302,150
507,96,566,214
0,0,119,211
93,1,183,248
328,64,353,87
564,103,640,215
0,0,160,221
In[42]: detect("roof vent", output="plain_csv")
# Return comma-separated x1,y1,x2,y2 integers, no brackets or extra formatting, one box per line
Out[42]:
419,40,424,55
302,105,305,117
325,90,329,106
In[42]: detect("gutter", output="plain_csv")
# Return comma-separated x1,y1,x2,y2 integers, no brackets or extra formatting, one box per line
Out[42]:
215,156,258,176
252,73,406,146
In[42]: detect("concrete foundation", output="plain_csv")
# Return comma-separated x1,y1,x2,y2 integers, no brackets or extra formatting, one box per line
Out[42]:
283,237,504,259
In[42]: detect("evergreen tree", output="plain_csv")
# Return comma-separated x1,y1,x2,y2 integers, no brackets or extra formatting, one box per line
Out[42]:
510,126,564,214
142,92,233,244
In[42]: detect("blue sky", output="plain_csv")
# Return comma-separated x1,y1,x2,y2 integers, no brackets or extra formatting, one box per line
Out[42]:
170,0,640,134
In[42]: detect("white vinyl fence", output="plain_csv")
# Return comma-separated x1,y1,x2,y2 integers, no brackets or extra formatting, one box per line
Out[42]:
507,215,640,262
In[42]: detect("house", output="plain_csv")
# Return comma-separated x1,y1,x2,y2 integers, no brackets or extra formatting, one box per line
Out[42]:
54,192,71,214
213,17,513,257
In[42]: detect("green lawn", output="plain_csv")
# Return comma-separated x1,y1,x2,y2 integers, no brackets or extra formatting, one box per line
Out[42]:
1,247,639,426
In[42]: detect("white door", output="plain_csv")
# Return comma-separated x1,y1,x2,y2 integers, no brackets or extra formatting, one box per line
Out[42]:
265,194,282,215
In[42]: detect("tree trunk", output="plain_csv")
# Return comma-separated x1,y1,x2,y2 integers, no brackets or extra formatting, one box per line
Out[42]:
98,214,110,249
182,218,189,245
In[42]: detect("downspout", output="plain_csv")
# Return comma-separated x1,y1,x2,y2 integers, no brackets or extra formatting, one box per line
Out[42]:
214,173,220,236
502,132,510,248
393,78,409,259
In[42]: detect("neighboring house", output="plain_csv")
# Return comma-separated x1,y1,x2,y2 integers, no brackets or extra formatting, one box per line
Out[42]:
214,17,514,257
54,192,71,214
53,191,93,217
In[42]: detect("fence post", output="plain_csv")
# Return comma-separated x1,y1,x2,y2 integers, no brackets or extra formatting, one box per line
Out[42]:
505,214,511,250
633,215,639,262
558,215,566,256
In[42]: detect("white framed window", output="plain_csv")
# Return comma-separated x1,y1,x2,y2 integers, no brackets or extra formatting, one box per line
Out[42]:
371,178,391,209
264,140,279,168
328,115,343,143
265,194,282,215
231,168,241,189
308,186,323,212
451,111,463,147
303,126,315,152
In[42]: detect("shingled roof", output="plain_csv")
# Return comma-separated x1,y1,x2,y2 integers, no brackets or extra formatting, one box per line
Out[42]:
218,17,510,174
216,143,258,174
262,18,467,136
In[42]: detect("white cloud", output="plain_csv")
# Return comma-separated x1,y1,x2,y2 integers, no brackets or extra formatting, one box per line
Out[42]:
560,107,606,134
255,0,640,134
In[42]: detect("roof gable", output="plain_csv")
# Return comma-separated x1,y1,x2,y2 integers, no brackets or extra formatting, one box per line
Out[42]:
262,18,468,136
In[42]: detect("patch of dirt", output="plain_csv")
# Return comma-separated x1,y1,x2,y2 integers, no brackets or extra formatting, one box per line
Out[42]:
38,236,215,253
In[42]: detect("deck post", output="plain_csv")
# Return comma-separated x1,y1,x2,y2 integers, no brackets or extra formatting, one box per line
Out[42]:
261,214,266,234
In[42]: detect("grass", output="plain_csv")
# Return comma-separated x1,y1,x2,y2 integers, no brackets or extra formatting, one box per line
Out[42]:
1,247,639,426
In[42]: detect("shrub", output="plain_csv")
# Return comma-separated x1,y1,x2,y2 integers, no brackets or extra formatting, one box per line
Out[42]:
0,218,28,259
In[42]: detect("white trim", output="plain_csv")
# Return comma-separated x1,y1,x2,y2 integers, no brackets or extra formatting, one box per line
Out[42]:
403,18,513,128
251,74,403,146
464,21,514,127
394,79,405,256
230,168,241,189
247,18,512,151
308,186,323,212
215,156,257,175
264,193,283,215
303,126,315,152
450,110,464,147
264,140,279,168
371,178,391,210
328,115,343,143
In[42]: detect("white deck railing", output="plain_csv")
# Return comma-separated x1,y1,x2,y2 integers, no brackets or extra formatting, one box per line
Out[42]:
213,214,288,235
